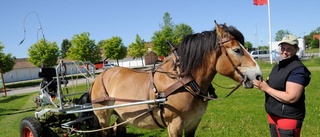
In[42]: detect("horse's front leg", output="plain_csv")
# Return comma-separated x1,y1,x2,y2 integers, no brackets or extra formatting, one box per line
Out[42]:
167,118,184,137
184,123,200,137
184,116,202,137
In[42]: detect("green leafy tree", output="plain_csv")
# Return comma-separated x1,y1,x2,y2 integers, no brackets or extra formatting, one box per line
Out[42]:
161,12,174,29
305,27,320,48
172,23,193,45
244,41,253,51
151,12,193,57
28,39,59,67
152,26,174,56
103,36,127,65
128,34,147,66
67,32,102,63
310,38,319,49
258,46,269,50
60,39,71,58
97,40,106,60
0,43,15,73
274,30,291,41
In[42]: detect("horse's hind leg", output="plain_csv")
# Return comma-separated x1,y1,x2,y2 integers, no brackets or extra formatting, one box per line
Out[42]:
92,103,114,137
112,116,127,136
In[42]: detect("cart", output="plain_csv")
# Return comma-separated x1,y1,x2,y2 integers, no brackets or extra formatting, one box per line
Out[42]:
19,60,166,137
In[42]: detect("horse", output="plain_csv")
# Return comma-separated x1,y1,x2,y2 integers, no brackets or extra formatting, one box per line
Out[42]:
90,21,262,137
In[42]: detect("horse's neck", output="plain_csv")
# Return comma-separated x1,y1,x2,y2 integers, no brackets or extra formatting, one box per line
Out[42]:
159,57,217,91
191,65,217,91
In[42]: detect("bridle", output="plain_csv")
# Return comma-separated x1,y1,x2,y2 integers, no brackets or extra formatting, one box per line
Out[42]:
216,37,246,97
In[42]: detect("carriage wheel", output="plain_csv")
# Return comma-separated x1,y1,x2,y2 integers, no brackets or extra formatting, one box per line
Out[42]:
20,117,42,137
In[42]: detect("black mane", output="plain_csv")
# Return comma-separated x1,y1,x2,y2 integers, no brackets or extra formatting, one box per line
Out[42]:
177,25,244,75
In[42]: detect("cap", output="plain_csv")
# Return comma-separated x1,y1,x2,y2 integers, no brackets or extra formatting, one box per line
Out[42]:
278,35,298,46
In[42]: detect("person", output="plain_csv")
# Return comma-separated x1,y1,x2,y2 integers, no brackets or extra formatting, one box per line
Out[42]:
253,35,311,137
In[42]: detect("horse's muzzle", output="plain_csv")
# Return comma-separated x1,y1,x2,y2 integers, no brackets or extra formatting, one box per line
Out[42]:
242,75,252,88
243,75,263,88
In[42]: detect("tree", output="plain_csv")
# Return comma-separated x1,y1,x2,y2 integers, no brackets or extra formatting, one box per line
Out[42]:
305,27,320,48
172,23,193,45
274,30,291,41
97,40,106,54
310,38,319,49
161,12,174,29
258,46,269,50
244,41,253,51
103,36,127,65
60,39,71,58
151,26,174,56
28,39,59,67
0,43,15,73
151,12,193,57
67,32,102,63
128,34,147,66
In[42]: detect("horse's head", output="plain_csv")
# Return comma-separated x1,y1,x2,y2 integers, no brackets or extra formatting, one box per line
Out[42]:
214,21,262,88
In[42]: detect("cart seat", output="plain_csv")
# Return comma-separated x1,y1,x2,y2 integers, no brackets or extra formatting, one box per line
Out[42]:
38,68,68,94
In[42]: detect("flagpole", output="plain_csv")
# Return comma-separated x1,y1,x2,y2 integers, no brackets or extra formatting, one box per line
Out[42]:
267,0,273,64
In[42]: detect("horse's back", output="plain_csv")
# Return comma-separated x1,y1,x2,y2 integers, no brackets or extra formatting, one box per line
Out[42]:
91,67,151,101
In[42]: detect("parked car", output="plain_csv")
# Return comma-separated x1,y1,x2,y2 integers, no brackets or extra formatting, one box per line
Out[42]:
272,50,282,63
250,50,270,60
103,64,115,70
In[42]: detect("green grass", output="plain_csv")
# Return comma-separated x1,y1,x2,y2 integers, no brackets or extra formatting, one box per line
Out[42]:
306,47,320,53
1,58,319,137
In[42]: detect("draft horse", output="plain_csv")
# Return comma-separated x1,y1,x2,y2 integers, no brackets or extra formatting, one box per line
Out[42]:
90,21,262,137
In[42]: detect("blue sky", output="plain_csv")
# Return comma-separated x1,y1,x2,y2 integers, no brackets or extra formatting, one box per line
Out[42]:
1,0,319,58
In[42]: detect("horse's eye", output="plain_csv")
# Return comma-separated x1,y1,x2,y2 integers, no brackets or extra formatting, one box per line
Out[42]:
233,48,241,54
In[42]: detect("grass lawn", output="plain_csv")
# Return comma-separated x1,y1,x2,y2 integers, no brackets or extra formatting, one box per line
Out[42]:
1,58,319,137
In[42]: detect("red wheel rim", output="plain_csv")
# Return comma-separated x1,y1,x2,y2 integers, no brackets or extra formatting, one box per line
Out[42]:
22,127,34,137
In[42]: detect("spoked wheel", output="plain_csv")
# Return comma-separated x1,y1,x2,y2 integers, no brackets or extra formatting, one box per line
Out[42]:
20,117,42,137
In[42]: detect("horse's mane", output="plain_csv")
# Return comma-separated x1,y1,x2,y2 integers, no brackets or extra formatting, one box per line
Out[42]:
177,25,244,76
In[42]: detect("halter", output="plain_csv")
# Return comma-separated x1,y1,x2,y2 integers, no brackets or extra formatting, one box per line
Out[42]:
217,37,245,97
218,38,245,78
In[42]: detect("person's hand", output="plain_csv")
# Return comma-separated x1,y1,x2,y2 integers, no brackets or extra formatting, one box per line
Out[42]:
253,80,269,91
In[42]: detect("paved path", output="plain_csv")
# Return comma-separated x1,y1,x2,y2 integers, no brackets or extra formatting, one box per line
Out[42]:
1,65,154,96
2,78,93,96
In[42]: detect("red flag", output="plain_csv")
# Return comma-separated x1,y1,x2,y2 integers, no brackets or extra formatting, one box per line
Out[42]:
253,0,268,6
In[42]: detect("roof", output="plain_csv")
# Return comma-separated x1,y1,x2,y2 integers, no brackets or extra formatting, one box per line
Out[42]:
13,58,79,69
13,58,36,69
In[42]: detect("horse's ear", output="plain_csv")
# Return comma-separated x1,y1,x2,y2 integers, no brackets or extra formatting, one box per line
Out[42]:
223,23,227,28
214,20,226,38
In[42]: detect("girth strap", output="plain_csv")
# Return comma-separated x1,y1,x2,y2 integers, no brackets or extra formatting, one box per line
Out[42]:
161,77,194,97
148,71,167,128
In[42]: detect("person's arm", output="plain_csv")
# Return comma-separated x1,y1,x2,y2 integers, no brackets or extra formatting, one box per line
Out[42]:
257,81,303,104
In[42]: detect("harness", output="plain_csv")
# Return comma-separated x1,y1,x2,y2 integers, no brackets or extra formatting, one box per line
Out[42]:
90,37,246,129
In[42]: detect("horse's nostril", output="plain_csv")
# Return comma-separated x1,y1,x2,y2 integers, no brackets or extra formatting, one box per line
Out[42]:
256,75,263,81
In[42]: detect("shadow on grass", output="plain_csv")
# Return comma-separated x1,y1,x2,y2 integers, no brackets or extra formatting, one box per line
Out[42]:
126,133,146,137
0,94,28,103
0,107,36,116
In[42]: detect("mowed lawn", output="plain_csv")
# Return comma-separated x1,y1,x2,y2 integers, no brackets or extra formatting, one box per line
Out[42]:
0,59,319,137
